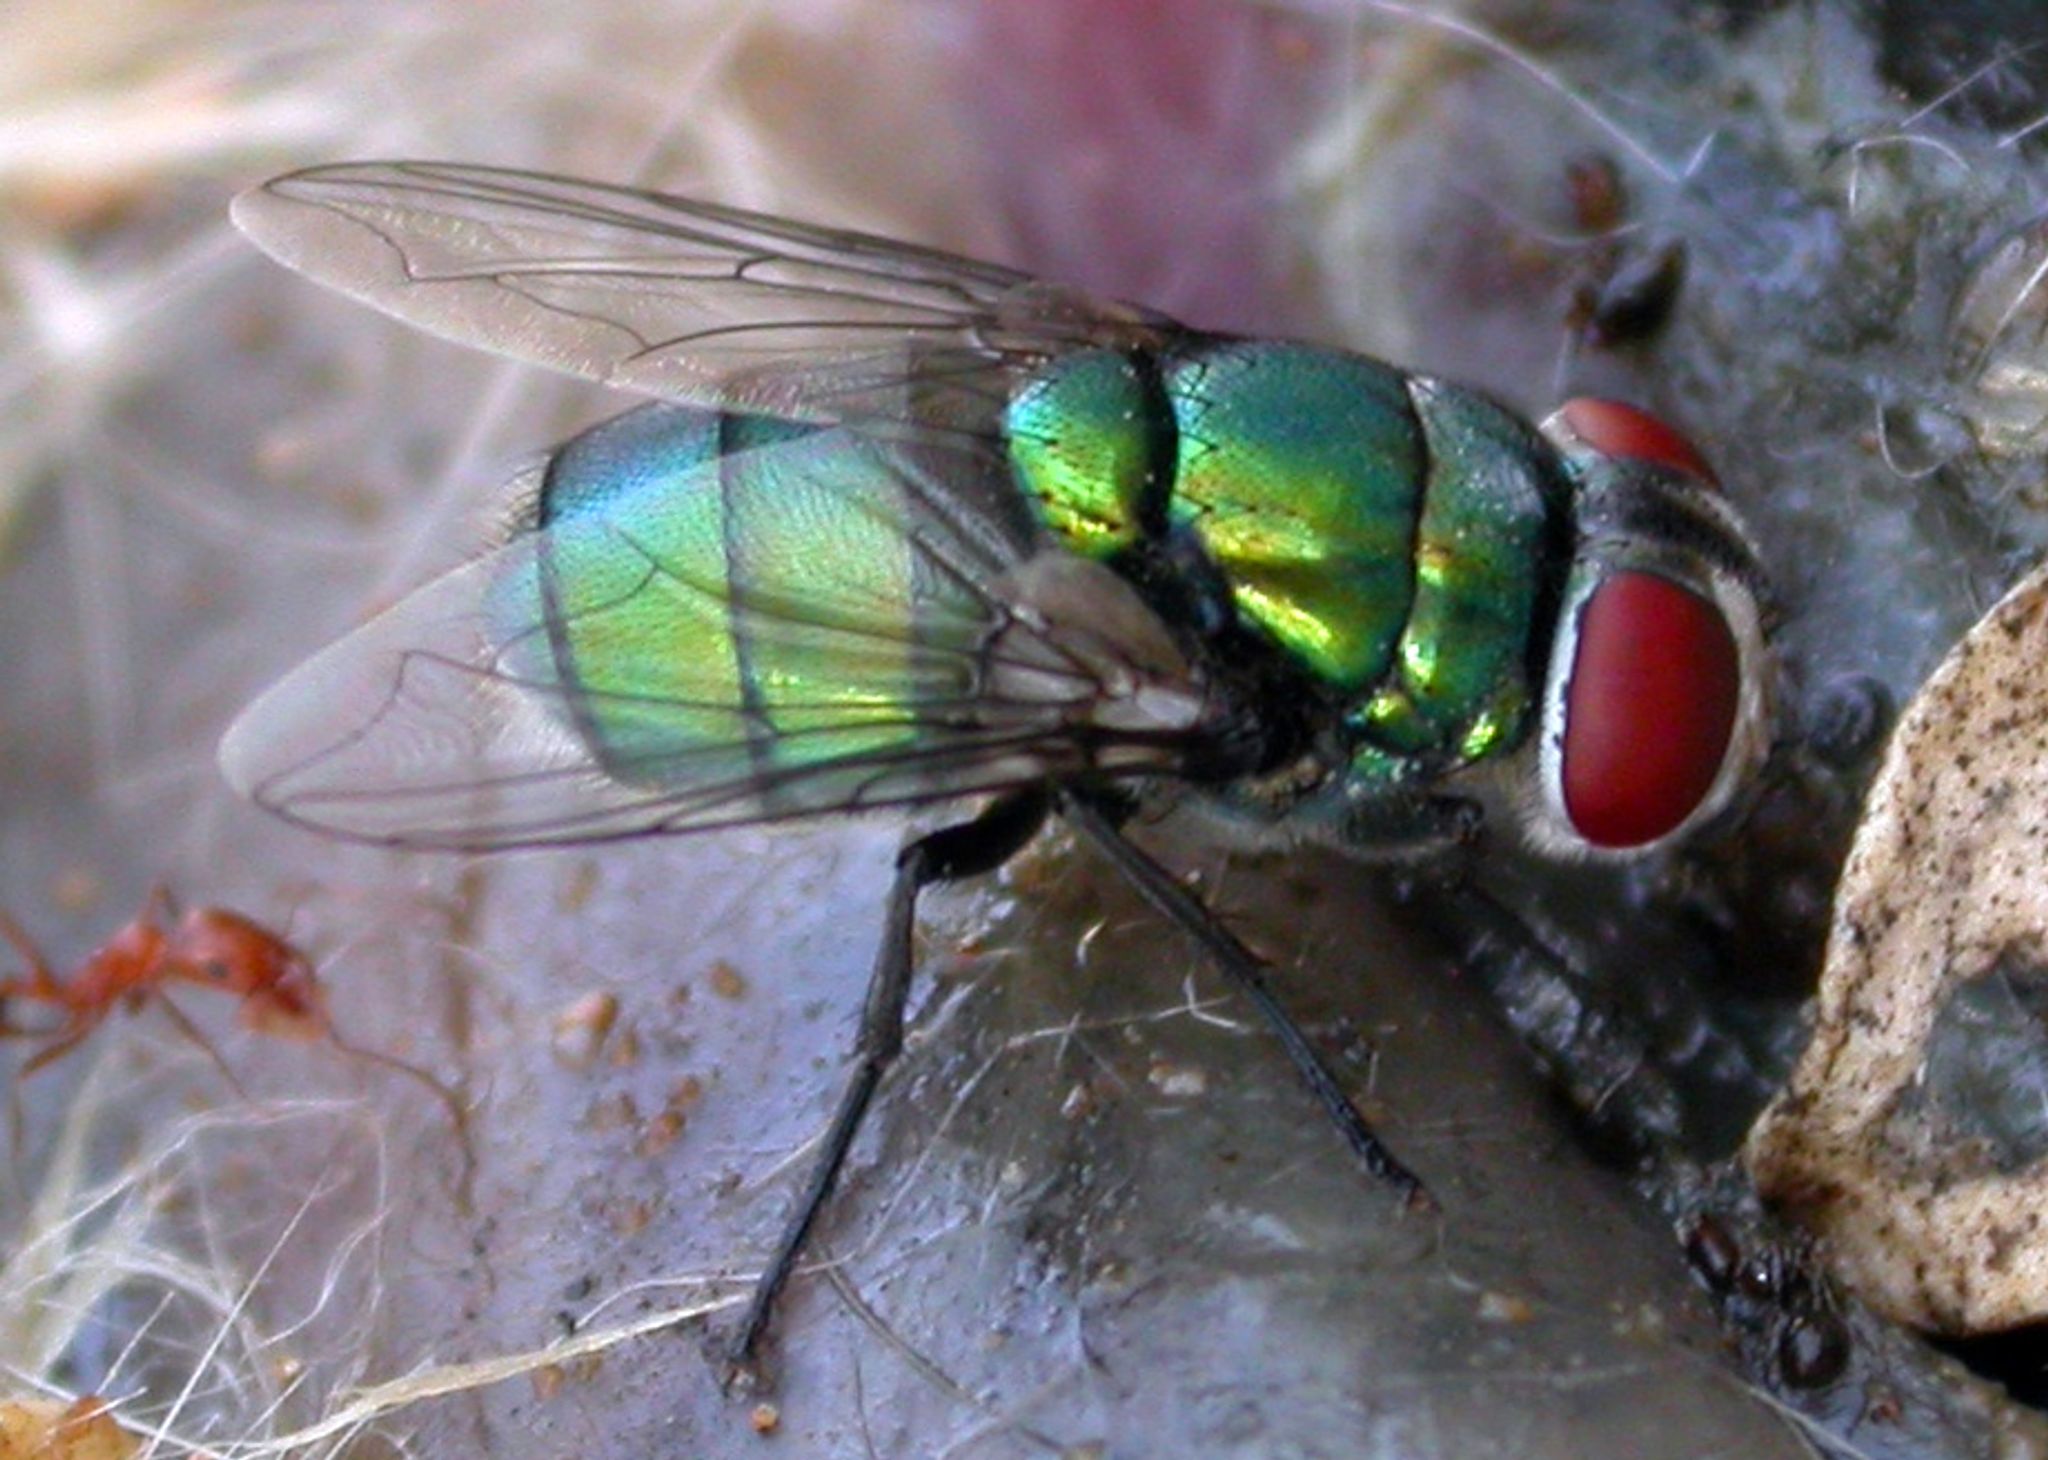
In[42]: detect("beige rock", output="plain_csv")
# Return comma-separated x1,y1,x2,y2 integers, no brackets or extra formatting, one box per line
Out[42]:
1747,557,2048,1333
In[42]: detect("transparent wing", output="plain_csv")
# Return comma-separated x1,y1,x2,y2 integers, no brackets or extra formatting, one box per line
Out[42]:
219,409,1209,849
230,161,1175,427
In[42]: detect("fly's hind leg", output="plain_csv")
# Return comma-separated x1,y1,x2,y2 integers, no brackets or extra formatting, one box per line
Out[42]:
1058,790,1433,1207
724,789,1051,1381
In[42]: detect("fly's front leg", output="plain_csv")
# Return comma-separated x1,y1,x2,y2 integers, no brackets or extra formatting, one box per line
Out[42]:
1333,791,1486,869
1058,791,1432,1206
725,790,1051,1380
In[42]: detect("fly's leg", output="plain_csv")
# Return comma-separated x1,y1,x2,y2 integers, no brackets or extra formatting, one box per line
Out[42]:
1336,793,1485,866
1058,791,1432,1206
726,789,1051,1377
1399,880,1691,1161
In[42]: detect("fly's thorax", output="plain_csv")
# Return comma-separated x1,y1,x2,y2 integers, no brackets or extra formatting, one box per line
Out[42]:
1159,348,1570,788
1522,400,1772,858
1161,339,1425,695
1005,348,1167,558
1002,338,1573,797
1336,376,1574,778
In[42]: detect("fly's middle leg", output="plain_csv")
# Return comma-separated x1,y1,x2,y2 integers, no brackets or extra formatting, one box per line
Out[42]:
1058,790,1434,1207
724,789,1051,1382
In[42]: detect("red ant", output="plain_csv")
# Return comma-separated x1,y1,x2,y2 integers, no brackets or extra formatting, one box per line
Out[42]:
0,888,330,1082
0,889,472,1191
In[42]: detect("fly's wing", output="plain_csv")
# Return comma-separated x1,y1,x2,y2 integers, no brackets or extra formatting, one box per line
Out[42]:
220,406,1208,848
230,161,1174,430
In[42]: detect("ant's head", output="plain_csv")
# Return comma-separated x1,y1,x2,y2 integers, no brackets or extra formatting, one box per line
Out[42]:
170,907,328,1038
239,979,328,1039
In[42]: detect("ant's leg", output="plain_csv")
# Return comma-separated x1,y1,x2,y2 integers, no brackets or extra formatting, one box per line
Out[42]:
725,789,1050,1376
1058,791,1431,1205
142,884,176,925
0,909,60,1005
1,917,84,1165
18,1025,93,1080
323,1031,478,1207
153,996,251,1100
10,1024,94,1168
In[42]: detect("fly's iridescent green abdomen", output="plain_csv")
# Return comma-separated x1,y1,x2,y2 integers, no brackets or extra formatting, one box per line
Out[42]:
459,395,1205,836
1007,339,1567,791
487,400,1175,826
496,407,929,793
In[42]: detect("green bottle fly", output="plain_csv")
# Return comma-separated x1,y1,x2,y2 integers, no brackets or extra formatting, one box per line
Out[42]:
218,161,1774,1366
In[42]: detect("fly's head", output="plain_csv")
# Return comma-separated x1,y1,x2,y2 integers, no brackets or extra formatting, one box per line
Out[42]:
1521,399,1774,859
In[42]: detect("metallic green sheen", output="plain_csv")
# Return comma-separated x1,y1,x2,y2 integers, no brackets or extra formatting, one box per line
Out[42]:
717,413,924,764
1005,349,1153,556
1165,342,1424,689
1350,382,1555,766
492,404,749,780
492,404,943,790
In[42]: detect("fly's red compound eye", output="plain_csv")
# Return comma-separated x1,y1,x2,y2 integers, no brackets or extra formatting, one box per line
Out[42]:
1560,568,1743,849
1539,398,1755,851
1552,398,1718,487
